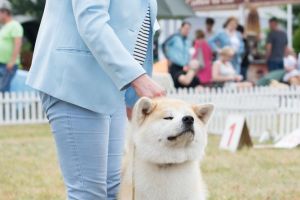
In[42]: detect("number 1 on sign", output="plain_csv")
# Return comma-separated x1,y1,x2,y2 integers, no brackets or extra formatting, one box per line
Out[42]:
227,123,236,147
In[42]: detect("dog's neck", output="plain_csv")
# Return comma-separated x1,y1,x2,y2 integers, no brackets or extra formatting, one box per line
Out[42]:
156,163,178,169
132,159,205,200
154,160,191,169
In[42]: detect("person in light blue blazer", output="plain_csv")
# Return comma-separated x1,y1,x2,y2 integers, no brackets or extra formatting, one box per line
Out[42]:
26,0,165,199
209,17,245,75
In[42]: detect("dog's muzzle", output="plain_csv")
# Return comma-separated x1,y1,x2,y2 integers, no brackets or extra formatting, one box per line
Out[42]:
167,128,195,141
167,116,195,141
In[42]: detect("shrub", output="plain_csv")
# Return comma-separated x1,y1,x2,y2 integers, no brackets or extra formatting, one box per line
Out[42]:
293,28,300,54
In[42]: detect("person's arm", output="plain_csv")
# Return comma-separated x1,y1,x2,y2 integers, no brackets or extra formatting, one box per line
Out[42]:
212,62,235,82
208,32,221,53
71,0,147,91
266,33,272,59
178,69,197,86
266,43,272,60
162,34,174,59
7,37,22,71
163,35,176,59
192,40,199,59
238,33,245,56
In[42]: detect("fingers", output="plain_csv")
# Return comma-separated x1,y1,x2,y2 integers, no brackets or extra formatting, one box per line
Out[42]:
153,91,164,98
154,86,167,98
146,90,165,99
132,75,167,99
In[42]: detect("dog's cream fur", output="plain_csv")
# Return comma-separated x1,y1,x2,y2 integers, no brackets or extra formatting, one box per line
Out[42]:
118,97,214,200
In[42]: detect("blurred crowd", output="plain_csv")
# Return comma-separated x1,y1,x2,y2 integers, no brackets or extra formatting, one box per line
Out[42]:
1,0,300,92
162,16,300,89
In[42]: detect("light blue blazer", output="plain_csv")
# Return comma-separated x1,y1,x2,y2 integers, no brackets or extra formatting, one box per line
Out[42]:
26,0,159,114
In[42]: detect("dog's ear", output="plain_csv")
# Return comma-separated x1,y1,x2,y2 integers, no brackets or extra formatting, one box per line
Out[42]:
192,104,214,125
132,97,156,124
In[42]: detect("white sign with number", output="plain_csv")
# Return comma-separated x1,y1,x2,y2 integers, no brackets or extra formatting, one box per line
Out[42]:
219,115,252,152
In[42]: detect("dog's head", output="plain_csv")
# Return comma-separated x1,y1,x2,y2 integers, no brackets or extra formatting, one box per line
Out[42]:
131,97,214,165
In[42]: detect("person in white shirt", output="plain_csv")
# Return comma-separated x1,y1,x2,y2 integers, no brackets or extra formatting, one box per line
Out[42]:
283,48,300,85
212,47,252,88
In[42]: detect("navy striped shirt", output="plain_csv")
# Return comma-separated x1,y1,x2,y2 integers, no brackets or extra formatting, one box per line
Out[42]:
133,7,151,67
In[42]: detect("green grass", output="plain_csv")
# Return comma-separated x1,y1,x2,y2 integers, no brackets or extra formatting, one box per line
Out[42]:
0,125,300,200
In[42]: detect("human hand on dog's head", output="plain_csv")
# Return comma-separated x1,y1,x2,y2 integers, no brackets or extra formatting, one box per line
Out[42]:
131,74,166,99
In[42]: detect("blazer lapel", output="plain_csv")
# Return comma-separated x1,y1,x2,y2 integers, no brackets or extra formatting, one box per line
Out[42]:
131,0,150,32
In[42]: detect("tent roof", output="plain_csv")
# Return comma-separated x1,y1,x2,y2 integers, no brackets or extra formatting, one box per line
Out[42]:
158,0,195,19
189,0,300,11
195,6,287,20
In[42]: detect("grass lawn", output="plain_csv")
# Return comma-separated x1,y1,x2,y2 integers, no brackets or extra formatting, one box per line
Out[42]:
0,125,299,200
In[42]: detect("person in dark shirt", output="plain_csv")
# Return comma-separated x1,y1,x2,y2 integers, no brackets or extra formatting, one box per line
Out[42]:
205,17,215,40
237,25,250,80
266,17,288,71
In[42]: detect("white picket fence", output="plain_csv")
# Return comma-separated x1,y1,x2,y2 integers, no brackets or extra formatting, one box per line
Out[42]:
0,92,47,125
1,87,300,137
168,87,300,137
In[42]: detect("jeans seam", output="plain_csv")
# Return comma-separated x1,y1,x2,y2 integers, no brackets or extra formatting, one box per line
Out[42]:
67,109,87,198
44,95,52,115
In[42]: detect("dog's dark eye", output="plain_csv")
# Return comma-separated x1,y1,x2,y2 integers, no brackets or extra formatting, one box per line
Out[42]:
163,117,173,120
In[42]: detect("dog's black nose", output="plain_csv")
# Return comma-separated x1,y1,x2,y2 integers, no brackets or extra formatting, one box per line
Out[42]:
182,116,194,126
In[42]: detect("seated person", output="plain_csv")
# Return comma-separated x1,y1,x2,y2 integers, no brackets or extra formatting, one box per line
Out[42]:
212,47,252,88
283,48,300,86
169,59,201,89
256,69,285,86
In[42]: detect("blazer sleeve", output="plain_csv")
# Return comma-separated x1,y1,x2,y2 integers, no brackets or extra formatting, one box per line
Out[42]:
71,0,146,91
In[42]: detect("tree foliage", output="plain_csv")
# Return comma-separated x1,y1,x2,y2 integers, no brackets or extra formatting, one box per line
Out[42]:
291,5,300,31
10,0,46,21
292,5,300,53
293,28,300,53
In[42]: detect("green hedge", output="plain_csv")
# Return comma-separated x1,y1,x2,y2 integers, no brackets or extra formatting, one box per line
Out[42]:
293,28,300,54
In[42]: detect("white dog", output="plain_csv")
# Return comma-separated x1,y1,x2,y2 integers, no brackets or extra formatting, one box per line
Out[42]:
118,97,214,200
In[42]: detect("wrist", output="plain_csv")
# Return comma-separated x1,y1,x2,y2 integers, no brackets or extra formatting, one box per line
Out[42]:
131,74,147,88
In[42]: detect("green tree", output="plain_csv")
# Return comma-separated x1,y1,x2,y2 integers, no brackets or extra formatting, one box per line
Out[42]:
293,28,300,53
292,5,300,53
291,5,300,31
281,5,300,53
10,0,46,21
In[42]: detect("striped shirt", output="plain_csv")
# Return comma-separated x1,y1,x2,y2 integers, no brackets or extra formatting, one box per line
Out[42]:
133,7,151,67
